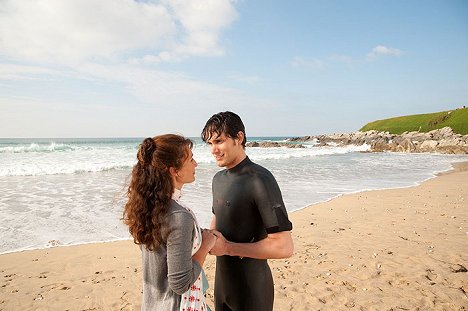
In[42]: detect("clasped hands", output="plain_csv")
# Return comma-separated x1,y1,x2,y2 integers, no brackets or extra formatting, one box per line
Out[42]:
201,229,228,256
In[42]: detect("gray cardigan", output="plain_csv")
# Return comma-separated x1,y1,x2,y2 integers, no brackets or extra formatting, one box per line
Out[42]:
141,200,202,311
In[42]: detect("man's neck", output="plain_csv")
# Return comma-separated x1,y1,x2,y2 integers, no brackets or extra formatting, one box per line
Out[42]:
226,153,247,170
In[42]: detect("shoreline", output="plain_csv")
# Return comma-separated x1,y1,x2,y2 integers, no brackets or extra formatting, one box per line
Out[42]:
1,162,467,310
1,159,463,256
298,159,468,208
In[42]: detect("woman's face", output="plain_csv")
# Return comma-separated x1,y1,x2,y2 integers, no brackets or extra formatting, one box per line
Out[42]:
175,148,198,187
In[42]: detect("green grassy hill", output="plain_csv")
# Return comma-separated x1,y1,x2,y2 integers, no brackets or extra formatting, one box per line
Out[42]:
360,108,468,135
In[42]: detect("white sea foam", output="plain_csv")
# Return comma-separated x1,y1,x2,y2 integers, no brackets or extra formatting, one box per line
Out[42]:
0,139,369,176
1,137,468,254
0,142,81,153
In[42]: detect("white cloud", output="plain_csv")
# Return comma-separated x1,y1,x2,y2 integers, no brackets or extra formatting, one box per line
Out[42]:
164,0,238,56
73,62,264,110
0,0,242,125
0,0,280,137
367,45,403,61
290,57,324,69
0,0,237,64
0,62,280,137
0,64,62,80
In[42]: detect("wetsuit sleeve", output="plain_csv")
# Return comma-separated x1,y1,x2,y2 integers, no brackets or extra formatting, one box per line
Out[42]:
166,210,202,295
252,173,292,234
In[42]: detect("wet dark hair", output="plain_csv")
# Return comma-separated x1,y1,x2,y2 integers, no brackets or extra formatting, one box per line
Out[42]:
201,111,246,147
123,134,193,250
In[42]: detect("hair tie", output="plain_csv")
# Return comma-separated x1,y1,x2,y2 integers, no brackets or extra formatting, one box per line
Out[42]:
138,137,156,165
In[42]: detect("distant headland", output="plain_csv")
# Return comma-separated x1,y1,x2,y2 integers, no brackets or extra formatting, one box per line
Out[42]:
248,108,468,154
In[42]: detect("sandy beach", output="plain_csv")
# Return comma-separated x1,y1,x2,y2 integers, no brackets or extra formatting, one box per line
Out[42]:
1,162,467,310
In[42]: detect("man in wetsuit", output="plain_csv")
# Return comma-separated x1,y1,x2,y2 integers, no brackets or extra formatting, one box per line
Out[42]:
202,111,294,311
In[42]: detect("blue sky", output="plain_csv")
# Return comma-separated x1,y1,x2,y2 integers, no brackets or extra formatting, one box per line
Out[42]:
1,0,467,138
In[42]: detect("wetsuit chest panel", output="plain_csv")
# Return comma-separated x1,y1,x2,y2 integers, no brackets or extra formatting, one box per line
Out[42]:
213,171,266,243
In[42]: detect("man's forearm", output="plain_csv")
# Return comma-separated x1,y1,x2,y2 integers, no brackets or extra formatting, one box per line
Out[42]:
224,231,294,259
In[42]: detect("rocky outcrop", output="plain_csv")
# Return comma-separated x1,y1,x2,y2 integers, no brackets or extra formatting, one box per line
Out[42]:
287,127,468,154
246,141,305,148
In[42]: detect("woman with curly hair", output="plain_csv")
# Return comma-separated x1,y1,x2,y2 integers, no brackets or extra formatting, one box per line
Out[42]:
123,134,216,311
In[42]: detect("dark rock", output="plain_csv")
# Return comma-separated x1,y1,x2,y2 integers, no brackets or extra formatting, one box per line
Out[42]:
285,126,468,154
246,141,305,148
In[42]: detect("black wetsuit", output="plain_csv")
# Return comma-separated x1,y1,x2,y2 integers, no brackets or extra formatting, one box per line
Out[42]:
212,157,292,311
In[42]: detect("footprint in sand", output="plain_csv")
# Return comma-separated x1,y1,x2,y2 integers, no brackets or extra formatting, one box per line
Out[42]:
40,283,71,292
3,274,15,278
425,269,437,285
450,264,467,273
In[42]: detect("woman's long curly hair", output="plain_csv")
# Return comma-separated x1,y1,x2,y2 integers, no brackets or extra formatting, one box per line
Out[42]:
123,134,193,250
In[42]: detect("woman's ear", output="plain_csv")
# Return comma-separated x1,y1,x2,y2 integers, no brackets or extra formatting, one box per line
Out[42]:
169,167,178,178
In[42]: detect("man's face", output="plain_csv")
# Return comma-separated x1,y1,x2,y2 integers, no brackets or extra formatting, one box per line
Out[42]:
206,132,244,169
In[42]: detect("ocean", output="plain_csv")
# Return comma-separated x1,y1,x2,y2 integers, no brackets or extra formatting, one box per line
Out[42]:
1,137,467,255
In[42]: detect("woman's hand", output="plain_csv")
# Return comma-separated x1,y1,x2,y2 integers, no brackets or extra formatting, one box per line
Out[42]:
201,229,217,251
192,229,217,266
